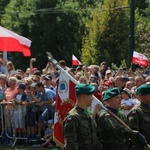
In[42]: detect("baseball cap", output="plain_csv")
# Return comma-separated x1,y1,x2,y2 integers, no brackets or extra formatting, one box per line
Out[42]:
17,83,26,89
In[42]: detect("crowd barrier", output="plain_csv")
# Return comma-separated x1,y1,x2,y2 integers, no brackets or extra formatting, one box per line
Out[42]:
0,102,52,147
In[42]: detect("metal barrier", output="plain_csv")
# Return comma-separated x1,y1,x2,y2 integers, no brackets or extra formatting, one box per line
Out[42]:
0,105,4,140
0,102,53,147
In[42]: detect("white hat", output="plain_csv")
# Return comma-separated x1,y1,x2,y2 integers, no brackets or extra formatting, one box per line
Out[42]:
122,88,131,97
106,70,111,75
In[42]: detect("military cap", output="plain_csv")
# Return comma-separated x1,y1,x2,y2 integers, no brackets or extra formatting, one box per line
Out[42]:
75,83,96,95
137,84,150,96
103,87,120,101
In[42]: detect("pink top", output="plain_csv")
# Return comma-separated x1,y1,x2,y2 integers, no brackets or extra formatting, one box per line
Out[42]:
5,86,18,109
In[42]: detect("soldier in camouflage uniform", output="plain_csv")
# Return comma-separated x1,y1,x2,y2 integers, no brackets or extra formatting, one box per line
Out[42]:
96,87,148,150
127,84,150,150
63,84,102,150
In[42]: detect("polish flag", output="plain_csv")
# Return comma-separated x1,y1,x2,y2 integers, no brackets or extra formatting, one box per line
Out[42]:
0,26,31,56
132,51,149,67
72,54,82,66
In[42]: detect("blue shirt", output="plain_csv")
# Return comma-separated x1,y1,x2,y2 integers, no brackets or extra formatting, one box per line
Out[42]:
0,66,6,74
41,88,56,110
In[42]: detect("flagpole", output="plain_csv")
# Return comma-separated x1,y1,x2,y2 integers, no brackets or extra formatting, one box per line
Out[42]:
128,0,135,69
46,52,132,129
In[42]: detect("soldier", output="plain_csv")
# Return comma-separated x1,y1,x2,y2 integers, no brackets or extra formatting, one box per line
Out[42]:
63,83,102,150
127,84,150,150
96,87,148,150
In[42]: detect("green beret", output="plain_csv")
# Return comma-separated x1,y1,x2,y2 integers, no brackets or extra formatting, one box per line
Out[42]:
103,87,120,101
75,84,96,95
137,84,150,96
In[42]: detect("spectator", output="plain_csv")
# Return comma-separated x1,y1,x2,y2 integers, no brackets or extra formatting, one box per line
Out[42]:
13,83,27,138
35,82,56,138
4,77,18,140
134,76,145,88
75,66,82,75
125,80,134,90
79,76,88,84
145,76,150,84
6,61,16,77
114,76,124,89
90,82,102,101
104,80,114,88
120,88,133,117
25,68,30,77
15,69,25,79
39,119,55,148
105,70,112,80
130,88,140,106
42,75,56,92
0,74,8,99
32,75,40,83
99,61,108,79
25,82,41,142
0,58,6,74
58,60,70,71
42,62,56,74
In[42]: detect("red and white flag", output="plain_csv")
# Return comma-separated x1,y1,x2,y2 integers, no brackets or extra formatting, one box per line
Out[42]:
53,69,100,148
72,54,82,66
0,26,31,56
53,70,76,148
132,51,149,67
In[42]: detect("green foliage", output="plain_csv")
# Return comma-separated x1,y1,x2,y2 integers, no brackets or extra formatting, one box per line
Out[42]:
82,0,130,66
134,8,150,58
135,0,149,15
0,0,149,71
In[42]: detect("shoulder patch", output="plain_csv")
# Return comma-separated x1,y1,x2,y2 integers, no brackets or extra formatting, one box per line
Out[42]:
131,110,137,115
105,113,111,117
66,117,72,121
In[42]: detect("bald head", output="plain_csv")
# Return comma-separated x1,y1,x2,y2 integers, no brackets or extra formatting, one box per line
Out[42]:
135,76,145,87
125,81,134,90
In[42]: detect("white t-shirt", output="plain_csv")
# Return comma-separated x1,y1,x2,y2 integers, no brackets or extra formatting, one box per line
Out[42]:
121,99,133,116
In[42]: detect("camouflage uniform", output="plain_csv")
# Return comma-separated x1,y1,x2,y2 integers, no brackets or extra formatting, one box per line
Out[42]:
96,107,137,150
63,106,102,150
127,103,150,150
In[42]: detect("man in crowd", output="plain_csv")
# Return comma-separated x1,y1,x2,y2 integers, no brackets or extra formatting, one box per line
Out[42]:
35,82,56,138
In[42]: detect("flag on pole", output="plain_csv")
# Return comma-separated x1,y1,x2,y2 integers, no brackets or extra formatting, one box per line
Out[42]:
47,52,104,149
53,70,100,148
132,51,149,67
53,70,76,148
0,26,31,56
72,54,82,66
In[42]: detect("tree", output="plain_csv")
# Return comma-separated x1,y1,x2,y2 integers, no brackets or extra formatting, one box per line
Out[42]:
81,0,130,66
1,0,81,70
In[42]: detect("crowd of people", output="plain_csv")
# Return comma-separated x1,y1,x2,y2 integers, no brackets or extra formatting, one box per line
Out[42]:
0,52,149,149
